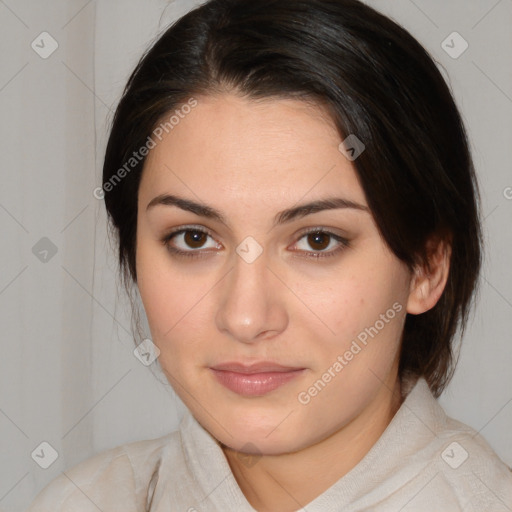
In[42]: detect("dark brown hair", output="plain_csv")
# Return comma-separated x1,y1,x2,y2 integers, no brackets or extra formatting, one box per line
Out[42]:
102,0,482,397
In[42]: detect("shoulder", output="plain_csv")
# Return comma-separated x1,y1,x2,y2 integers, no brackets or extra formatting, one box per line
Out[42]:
431,415,512,510
391,377,512,510
26,431,179,512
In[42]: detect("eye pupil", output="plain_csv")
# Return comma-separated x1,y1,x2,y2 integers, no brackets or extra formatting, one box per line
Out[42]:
184,230,207,248
308,232,330,250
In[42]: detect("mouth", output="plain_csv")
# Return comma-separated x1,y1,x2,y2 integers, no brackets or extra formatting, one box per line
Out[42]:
209,361,306,396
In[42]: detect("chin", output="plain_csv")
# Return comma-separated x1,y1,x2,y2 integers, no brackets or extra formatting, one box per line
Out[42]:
197,402,315,454
222,428,305,456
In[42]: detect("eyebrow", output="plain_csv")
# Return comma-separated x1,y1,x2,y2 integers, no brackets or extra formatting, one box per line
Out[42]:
146,193,369,227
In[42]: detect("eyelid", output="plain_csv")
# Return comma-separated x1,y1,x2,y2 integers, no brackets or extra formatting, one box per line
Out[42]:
294,225,349,240
161,224,217,241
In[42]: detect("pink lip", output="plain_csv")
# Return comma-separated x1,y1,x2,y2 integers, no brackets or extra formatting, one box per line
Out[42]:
210,362,305,396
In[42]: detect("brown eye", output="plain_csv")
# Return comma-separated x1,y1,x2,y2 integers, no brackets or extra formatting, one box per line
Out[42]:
184,230,208,248
292,229,349,259
307,232,331,251
163,228,220,258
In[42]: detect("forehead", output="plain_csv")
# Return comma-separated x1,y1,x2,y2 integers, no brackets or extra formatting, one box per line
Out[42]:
139,94,367,211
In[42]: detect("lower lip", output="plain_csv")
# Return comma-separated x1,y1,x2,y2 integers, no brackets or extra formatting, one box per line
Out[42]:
210,369,305,396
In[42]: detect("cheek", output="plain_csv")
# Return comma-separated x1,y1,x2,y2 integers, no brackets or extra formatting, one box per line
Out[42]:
307,254,409,382
320,263,407,340
136,242,192,341
297,274,406,421
135,241,220,376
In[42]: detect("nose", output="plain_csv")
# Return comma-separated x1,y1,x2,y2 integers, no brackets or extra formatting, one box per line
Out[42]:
215,252,289,344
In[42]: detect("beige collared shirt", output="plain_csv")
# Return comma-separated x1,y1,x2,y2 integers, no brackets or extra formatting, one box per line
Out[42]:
26,377,512,511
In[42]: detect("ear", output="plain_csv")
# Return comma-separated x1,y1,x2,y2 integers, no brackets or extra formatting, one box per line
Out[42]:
406,236,451,315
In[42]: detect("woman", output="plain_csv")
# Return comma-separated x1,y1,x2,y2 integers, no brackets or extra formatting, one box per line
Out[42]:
27,0,512,510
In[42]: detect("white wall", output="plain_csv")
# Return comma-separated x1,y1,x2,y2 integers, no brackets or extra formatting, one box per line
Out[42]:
0,1,510,510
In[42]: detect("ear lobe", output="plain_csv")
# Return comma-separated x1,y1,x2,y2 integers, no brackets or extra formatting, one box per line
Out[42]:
406,237,451,315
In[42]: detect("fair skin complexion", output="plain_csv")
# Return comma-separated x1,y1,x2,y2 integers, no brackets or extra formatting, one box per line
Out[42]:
135,93,450,511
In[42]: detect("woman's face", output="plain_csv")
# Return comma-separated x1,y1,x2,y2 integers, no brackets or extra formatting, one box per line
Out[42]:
136,93,413,455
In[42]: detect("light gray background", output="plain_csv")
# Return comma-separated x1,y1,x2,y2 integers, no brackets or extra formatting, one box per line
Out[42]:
0,1,511,511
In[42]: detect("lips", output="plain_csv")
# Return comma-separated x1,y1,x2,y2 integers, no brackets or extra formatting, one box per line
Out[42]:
211,361,303,373
210,361,306,396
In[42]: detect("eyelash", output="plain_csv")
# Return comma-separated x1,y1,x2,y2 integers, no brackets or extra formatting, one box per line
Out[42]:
160,225,350,261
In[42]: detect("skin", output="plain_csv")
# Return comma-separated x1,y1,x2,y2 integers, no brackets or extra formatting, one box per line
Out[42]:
135,93,450,511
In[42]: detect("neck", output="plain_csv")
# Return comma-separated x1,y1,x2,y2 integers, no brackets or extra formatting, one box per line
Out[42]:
223,376,403,512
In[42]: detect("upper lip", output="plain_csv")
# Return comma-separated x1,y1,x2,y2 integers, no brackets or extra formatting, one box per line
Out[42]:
210,361,304,374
